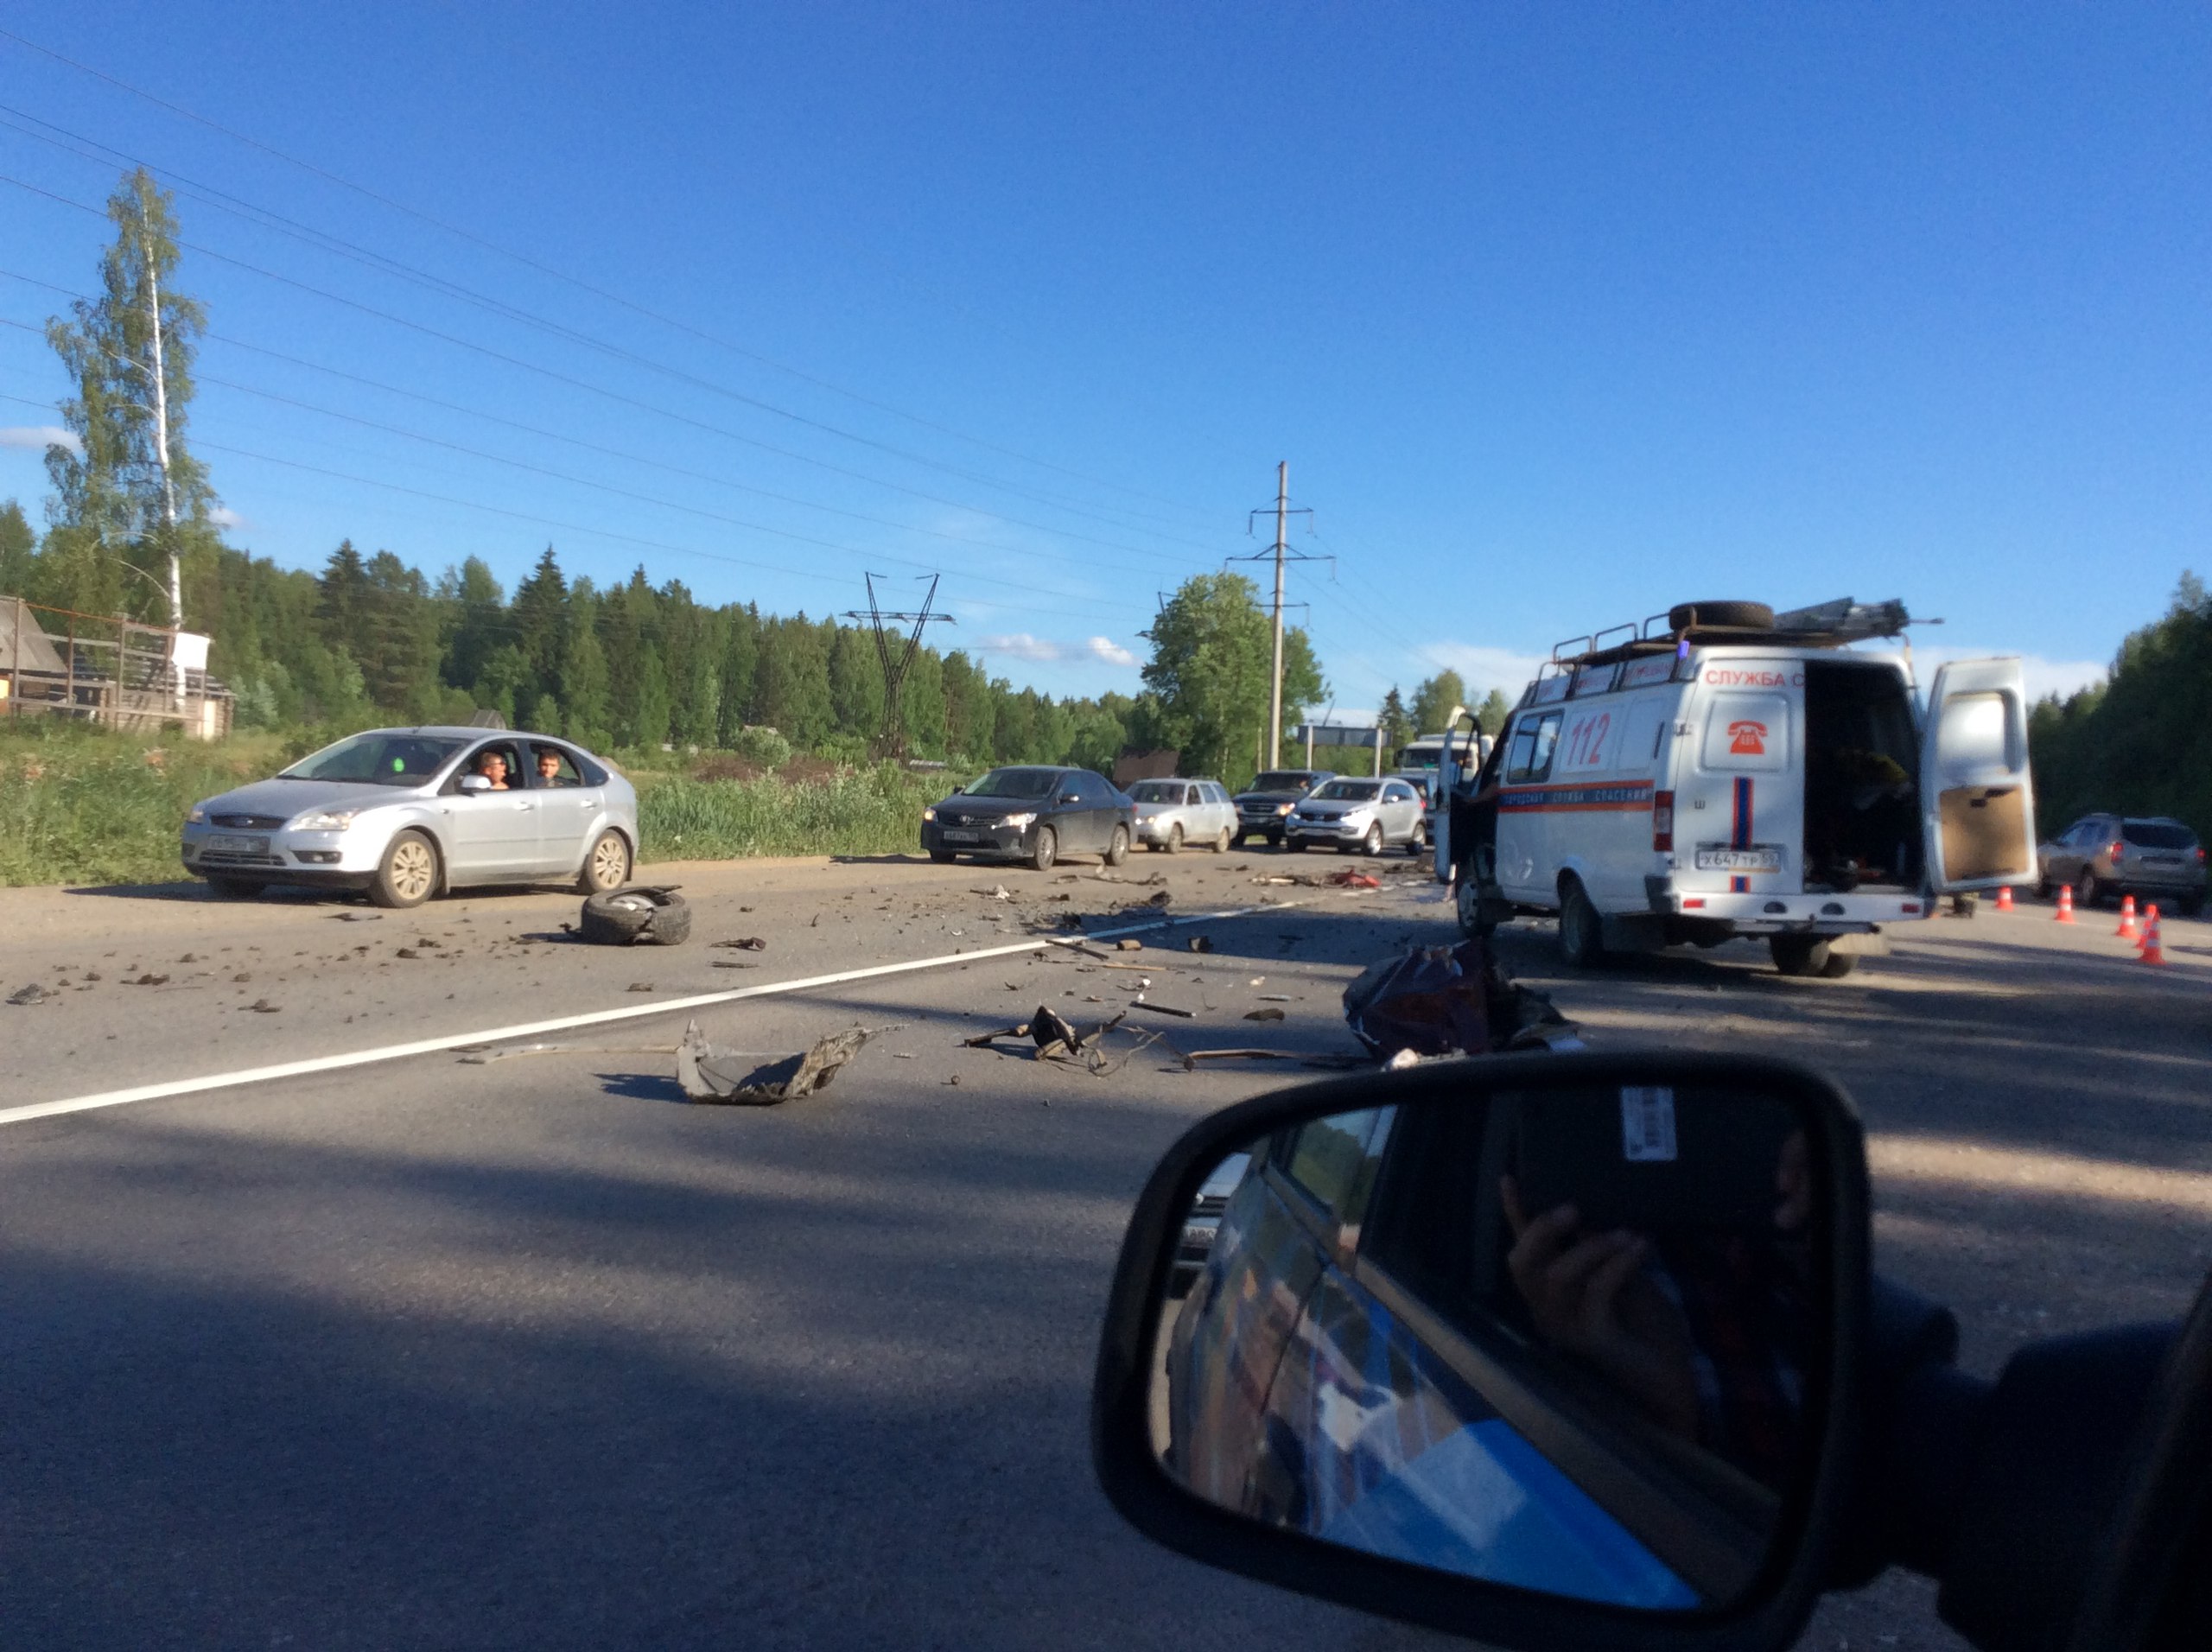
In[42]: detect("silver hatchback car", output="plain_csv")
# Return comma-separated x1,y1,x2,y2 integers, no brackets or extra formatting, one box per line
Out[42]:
181,727,640,908
1129,778,1239,853
2037,813,2205,915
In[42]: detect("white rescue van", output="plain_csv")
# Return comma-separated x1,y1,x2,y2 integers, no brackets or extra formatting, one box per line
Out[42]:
1433,599,2038,977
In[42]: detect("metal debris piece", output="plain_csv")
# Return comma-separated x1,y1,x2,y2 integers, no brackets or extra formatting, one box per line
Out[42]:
972,886,1014,900
1186,935,1213,952
677,1019,870,1104
1143,889,1173,907
8,983,50,1006
1116,939,1144,952
1330,870,1382,890
627,982,656,992
963,1021,1028,1047
247,999,280,1013
712,960,760,970
335,912,383,922
129,973,170,987
713,937,769,950
397,947,423,960
1256,993,1292,1001
1134,999,1195,1019
1243,1007,1287,1022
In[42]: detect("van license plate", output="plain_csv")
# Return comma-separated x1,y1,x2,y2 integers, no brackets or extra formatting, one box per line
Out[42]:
1695,845,1783,872
207,834,268,855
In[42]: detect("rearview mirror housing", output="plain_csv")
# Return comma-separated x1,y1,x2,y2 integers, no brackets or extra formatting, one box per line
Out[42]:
1091,1050,1871,1652
458,774,493,794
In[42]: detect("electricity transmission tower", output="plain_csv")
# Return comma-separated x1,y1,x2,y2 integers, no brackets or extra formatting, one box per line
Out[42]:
1235,462,1329,770
843,573,953,759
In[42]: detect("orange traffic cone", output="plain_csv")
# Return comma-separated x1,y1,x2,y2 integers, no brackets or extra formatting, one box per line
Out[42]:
2117,895,2139,940
2056,884,2075,923
1995,886,2014,912
2140,905,2167,965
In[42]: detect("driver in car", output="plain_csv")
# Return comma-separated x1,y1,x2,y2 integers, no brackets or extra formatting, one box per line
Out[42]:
474,751,512,791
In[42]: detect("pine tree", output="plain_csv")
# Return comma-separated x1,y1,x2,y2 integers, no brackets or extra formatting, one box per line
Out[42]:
511,545,569,716
0,499,33,593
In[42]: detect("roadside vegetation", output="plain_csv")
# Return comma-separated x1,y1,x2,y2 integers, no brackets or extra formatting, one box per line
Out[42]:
0,720,958,888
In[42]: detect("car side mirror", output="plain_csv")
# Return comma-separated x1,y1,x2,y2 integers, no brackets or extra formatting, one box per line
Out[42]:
458,775,492,794
1060,792,1081,804
1092,1051,1869,1650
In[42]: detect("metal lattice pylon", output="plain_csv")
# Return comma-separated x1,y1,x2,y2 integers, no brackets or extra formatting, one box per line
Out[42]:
842,573,953,759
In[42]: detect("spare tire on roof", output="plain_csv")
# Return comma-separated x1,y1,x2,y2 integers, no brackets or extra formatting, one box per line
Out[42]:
579,884,693,947
1669,600,1775,632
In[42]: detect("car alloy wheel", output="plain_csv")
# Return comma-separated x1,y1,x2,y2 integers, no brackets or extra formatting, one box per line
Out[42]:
579,829,631,894
1104,824,1131,867
1030,826,1058,872
372,830,438,909
1166,823,1183,855
1362,823,1383,856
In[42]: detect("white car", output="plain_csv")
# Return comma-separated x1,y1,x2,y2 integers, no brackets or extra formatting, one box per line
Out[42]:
1129,778,1239,854
1284,778,1428,855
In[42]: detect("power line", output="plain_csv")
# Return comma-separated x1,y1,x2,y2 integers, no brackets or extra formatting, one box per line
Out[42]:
0,36,1227,523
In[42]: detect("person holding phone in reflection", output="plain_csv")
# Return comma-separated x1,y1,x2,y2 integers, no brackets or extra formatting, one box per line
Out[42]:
1500,1130,1811,1489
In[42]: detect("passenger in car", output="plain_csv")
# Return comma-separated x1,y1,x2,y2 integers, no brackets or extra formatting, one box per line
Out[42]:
537,750,573,786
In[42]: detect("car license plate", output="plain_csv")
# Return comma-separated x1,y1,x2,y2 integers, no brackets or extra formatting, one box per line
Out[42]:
207,834,268,855
941,829,982,844
1695,845,1783,872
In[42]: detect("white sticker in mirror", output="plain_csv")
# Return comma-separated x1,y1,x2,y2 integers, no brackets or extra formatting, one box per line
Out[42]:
1620,1087,1677,1162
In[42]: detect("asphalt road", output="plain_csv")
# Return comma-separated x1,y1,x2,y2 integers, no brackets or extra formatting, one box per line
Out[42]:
3,851,2209,1651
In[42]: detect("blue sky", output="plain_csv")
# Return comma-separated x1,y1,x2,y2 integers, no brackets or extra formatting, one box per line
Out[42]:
3,5,2207,712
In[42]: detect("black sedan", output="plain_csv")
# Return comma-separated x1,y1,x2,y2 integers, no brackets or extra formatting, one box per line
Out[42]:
921,766,1134,871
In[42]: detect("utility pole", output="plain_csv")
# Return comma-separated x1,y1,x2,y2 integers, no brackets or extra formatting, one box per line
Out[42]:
1241,465,1322,772
142,225,186,703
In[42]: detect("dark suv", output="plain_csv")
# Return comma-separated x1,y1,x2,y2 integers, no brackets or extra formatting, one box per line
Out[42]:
1231,769,1334,848
2037,814,2206,915
920,766,1134,872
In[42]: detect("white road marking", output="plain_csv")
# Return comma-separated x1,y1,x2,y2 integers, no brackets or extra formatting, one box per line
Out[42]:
0,900,1314,1128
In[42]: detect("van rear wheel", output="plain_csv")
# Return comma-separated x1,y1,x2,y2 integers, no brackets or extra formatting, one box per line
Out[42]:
1455,878,1497,939
1558,878,1606,969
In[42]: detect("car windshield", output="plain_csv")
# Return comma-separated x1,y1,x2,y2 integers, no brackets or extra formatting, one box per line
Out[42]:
1249,772,1319,792
2123,820,2197,849
278,733,465,786
1128,781,1184,802
1313,780,1381,801
965,767,1063,800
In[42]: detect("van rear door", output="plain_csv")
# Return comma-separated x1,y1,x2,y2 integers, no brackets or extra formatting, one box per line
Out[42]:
1921,658,2038,892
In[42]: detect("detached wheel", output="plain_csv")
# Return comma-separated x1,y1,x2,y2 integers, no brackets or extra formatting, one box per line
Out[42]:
1770,935,1854,977
577,829,632,895
1558,876,1606,969
369,830,439,909
204,875,263,899
1030,826,1058,872
581,885,691,946
1103,824,1131,867
1165,823,1184,855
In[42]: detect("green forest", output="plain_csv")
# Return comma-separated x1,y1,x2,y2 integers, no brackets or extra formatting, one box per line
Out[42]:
2029,574,2212,843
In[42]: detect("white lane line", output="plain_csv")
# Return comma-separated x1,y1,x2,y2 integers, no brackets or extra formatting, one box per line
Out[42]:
0,900,1313,1128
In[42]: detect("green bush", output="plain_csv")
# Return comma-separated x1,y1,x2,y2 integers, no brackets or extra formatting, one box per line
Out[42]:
637,763,946,861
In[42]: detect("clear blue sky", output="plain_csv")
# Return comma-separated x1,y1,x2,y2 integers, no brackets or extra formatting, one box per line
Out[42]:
3,5,2207,711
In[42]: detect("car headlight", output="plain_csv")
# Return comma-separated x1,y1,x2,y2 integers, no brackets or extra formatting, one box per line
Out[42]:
922,806,937,822
1001,812,1037,830
1275,802,1295,815
292,809,362,831
186,806,207,823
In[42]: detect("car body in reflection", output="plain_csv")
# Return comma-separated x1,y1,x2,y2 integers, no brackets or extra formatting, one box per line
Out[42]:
1167,1152,1249,1298
1165,1100,1783,1609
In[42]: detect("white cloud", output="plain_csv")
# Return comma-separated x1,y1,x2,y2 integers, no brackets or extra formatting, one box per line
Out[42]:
975,632,1138,668
207,505,245,531
0,424,79,457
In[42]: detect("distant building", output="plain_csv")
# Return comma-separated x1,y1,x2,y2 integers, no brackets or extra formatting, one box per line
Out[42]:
0,594,231,740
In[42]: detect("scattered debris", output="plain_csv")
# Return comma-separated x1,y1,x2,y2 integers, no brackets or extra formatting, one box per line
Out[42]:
711,960,760,970
1386,1048,1422,1071
1256,993,1292,1001
1186,935,1214,953
83,970,101,982
1243,1007,1287,1022
1143,889,1173,907
232,973,251,983
579,885,693,947
1175,1047,1370,1072
1342,937,1577,1060
1116,938,1144,952
972,885,1014,900
1133,998,1196,1019
8,983,50,1006
178,952,200,963
627,982,656,992
1330,869,1382,890
128,973,170,987
247,999,281,1013
712,937,769,950
677,1020,868,1104
335,912,383,922
396,948,423,960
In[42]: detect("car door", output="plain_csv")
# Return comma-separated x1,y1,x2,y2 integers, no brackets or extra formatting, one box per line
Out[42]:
528,740,601,875
440,740,541,880
1052,772,1099,852
1385,781,1419,842
1922,659,2038,892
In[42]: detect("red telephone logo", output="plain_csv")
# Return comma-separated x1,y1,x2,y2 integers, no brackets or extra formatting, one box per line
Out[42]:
1728,720,1768,756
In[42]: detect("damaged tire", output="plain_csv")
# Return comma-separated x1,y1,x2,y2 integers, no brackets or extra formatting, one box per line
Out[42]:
580,884,693,947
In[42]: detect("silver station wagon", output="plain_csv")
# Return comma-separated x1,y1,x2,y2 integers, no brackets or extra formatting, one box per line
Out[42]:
1128,778,1239,854
181,727,640,908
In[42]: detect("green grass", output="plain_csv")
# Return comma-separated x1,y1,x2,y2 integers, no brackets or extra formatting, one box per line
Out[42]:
0,721,956,886
635,765,950,861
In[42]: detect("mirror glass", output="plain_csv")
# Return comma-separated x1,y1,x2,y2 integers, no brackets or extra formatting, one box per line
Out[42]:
1149,1082,1825,1611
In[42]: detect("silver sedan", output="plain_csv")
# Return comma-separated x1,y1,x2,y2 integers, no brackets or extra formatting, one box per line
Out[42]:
180,727,640,908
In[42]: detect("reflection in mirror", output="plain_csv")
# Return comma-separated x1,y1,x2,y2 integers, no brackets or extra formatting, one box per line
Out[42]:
1149,1083,1822,1613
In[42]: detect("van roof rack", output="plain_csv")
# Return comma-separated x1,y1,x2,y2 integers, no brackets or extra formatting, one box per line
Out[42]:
1548,598,1916,668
